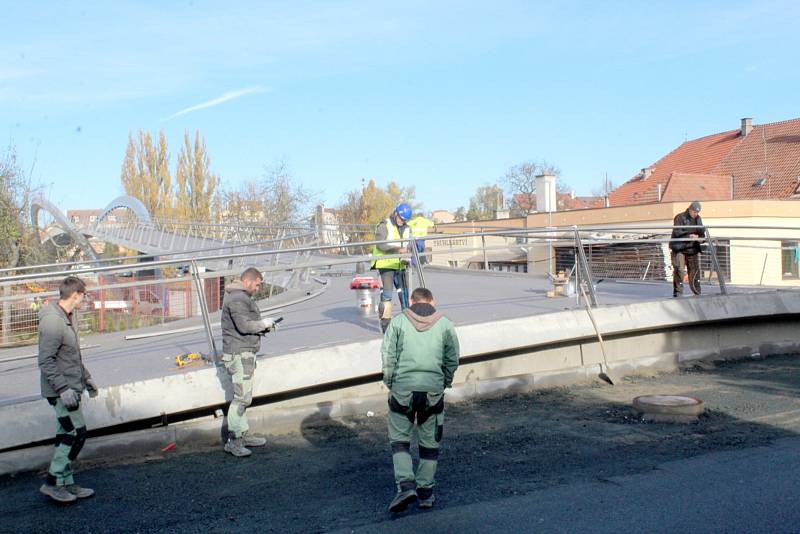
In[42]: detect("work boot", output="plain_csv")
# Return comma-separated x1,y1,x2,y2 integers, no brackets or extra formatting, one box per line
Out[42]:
417,488,435,509
242,433,267,447
388,488,417,513
39,483,77,503
223,437,252,457
65,484,95,499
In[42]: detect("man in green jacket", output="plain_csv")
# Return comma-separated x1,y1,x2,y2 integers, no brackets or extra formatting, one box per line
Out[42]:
381,287,460,513
37,276,98,503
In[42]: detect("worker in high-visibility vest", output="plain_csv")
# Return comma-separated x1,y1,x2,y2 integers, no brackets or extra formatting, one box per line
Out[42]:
407,213,434,266
372,203,412,333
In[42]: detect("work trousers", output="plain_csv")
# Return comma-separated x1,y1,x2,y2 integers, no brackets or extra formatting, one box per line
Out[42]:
378,269,409,309
672,251,701,296
388,391,444,492
223,352,256,438
46,397,88,487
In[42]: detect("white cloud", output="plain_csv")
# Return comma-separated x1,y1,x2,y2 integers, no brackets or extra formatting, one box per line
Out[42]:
165,87,267,120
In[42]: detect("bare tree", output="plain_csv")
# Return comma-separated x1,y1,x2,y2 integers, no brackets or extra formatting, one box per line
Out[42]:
0,144,48,269
222,160,317,227
503,160,561,216
257,160,316,225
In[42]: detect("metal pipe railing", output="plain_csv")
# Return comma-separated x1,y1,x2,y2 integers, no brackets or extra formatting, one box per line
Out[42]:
2,222,798,349
2,225,795,286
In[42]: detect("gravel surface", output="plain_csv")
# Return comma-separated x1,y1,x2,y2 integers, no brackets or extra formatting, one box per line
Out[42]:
1,354,799,533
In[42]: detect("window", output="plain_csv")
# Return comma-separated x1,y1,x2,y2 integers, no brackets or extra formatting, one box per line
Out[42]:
89,215,97,222
782,241,799,279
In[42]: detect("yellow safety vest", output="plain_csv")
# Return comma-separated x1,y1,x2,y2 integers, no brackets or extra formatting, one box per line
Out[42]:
371,218,410,270
408,216,434,238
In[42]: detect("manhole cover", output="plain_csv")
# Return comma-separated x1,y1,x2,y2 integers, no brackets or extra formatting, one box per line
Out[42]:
633,395,704,421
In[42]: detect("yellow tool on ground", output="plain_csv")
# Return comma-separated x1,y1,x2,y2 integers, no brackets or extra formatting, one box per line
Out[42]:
26,282,47,293
175,352,202,367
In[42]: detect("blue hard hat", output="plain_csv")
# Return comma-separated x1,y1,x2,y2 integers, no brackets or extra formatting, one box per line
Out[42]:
395,203,412,221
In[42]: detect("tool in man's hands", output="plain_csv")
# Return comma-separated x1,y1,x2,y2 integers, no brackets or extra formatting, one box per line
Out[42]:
260,316,283,334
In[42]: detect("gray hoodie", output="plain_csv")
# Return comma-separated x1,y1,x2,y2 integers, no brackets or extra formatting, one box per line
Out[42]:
38,301,92,398
221,280,265,355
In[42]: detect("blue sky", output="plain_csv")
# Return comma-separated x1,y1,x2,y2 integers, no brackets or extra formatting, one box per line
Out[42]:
2,0,799,215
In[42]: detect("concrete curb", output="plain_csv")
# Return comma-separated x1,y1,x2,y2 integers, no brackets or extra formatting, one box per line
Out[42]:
3,341,799,477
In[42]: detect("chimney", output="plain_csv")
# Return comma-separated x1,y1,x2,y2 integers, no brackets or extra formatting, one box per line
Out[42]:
741,117,753,137
641,167,653,180
534,173,557,213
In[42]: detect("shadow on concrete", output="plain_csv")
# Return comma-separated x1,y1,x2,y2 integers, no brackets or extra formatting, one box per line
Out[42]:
321,306,382,333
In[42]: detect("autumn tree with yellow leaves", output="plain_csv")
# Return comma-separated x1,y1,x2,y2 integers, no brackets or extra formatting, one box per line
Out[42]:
120,129,219,223
175,131,220,223
336,179,419,244
121,130,173,220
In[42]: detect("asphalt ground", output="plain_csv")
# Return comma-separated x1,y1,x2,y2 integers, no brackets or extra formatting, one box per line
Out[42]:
1,353,799,533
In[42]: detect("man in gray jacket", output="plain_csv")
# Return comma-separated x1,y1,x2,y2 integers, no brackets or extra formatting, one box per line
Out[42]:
37,276,98,503
220,267,277,457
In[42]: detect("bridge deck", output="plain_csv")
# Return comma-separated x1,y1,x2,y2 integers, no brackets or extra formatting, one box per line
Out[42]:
0,268,725,404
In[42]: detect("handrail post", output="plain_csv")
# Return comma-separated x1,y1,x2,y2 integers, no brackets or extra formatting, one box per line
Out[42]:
573,226,598,306
410,237,427,289
190,260,218,359
705,228,728,295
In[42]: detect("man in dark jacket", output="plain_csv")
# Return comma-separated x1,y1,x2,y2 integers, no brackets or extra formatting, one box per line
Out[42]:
220,267,277,457
381,287,460,513
37,276,98,503
670,201,705,297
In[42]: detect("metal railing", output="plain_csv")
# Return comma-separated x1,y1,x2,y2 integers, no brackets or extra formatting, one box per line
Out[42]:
1,223,798,354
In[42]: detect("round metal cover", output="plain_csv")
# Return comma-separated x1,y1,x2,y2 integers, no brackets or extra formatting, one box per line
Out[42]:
632,395,705,416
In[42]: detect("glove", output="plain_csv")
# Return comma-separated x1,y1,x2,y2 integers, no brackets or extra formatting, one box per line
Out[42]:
85,378,99,398
59,388,81,409
260,317,277,332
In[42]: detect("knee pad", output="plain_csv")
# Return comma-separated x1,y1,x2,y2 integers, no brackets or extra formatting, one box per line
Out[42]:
68,426,88,461
419,445,439,460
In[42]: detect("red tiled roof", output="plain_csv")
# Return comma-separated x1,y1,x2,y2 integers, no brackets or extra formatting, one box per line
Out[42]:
561,195,606,210
714,118,800,199
660,172,732,202
609,117,800,206
609,129,741,206
513,192,605,212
